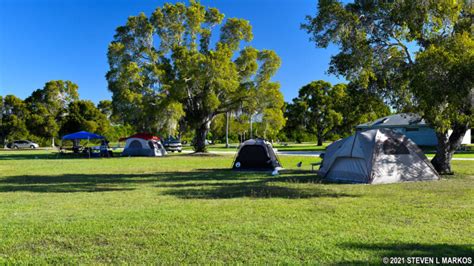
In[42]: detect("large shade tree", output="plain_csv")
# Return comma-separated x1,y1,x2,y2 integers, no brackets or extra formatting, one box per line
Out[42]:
25,80,79,142
303,0,473,174
107,1,283,151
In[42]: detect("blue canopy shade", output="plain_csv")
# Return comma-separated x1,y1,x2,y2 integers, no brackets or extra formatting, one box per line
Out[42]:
62,131,105,140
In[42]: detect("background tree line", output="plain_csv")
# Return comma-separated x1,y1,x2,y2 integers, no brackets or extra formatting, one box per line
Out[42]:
0,80,134,146
208,80,390,145
0,77,389,147
282,80,390,145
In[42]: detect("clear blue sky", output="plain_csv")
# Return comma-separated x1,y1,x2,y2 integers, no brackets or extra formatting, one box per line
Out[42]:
0,0,343,103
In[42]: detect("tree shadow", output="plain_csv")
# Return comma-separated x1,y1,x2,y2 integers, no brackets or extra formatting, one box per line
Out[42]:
162,182,354,199
0,173,154,193
0,184,133,193
0,151,126,160
178,152,224,157
0,172,161,193
0,173,158,185
0,169,354,198
160,169,355,199
339,242,473,263
0,152,58,160
158,169,261,182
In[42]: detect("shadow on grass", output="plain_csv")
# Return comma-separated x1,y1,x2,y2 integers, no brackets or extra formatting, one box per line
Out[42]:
0,152,109,160
0,151,230,161
0,169,355,198
0,152,59,160
0,184,133,193
160,169,355,199
340,242,473,263
0,151,123,160
162,182,352,199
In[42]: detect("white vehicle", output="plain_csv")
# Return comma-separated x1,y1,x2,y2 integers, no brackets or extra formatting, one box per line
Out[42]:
163,137,183,153
9,140,39,149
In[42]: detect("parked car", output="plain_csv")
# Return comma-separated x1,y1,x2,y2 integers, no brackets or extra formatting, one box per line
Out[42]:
8,140,39,149
162,137,182,153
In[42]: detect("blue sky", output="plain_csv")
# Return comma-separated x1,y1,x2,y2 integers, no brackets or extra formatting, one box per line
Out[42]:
0,0,343,103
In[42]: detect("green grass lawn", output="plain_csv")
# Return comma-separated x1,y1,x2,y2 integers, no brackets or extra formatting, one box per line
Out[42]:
0,150,472,263
183,143,474,157
182,142,331,152
426,153,474,158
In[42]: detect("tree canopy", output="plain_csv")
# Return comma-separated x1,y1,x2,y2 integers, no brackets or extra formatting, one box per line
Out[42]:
303,0,473,173
107,1,283,151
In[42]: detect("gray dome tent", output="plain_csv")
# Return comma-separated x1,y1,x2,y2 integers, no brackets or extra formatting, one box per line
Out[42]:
232,139,281,170
120,133,167,157
318,129,439,184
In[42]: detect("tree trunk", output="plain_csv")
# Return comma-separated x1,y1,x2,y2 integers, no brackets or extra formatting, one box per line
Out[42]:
225,112,229,148
317,138,323,146
431,123,469,175
317,132,323,146
249,115,253,139
263,123,267,140
193,121,210,153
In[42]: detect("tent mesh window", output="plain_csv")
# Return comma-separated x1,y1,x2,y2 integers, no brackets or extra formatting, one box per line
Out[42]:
148,141,155,150
129,140,143,149
382,138,410,155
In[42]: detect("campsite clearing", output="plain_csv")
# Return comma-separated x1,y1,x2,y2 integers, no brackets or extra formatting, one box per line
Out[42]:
0,150,472,264
184,143,474,158
182,142,331,152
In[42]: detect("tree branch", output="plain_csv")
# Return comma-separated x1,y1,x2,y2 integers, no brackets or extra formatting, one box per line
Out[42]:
392,36,413,65
214,95,250,115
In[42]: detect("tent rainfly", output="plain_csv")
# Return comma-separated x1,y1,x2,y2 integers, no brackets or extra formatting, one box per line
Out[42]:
318,128,439,184
120,133,167,157
232,139,281,170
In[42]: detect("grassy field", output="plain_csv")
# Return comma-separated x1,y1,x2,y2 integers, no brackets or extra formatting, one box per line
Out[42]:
0,150,472,263
181,143,474,158
426,152,474,158
182,142,330,152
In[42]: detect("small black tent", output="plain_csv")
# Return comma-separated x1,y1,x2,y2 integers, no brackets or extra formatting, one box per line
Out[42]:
232,139,281,170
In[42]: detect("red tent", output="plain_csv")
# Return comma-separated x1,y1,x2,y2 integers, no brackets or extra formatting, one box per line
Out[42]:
119,133,160,142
